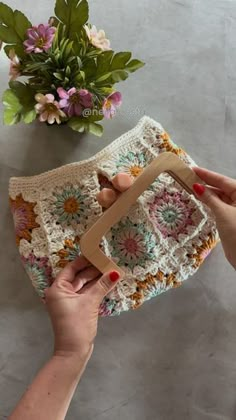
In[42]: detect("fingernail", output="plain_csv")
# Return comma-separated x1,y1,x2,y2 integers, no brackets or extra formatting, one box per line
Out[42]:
109,271,120,282
193,183,205,196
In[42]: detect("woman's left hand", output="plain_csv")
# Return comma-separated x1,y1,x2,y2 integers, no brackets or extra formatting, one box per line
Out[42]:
45,173,132,362
45,256,120,362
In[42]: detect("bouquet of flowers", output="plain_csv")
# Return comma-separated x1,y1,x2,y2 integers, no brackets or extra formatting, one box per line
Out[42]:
0,1,144,136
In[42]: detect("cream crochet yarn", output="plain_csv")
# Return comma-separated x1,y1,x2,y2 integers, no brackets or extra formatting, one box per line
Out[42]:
9,116,218,316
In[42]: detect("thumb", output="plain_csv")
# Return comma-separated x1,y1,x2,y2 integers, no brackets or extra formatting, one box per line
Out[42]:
87,271,121,300
193,183,226,216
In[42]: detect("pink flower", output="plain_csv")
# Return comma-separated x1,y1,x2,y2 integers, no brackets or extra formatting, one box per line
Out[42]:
102,92,122,119
84,25,111,51
9,49,21,80
149,191,195,240
57,87,93,117
35,93,66,125
24,24,56,54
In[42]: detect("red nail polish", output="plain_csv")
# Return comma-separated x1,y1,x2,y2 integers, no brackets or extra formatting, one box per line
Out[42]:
193,183,205,196
109,271,120,282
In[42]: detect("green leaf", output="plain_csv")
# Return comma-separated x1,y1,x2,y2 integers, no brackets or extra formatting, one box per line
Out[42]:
96,50,114,75
0,2,14,25
2,89,21,125
111,52,132,70
95,72,112,83
23,109,37,124
125,59,145,72
110,70,129,83
54,0,89,40
48,16,60,27
54,0,68,22
88,122,103,137
3,83,37,125
4,43,24,58
68,117,103,136
3,108,21,125
95,52,144,85
82,58,97,80
0,2,31,57
65,65,71,77
64,40,74,59
0,24,18,43
14,10,31,40
68,117,85,133
77,56,82,67
52,22,65,49
79,70,85,81
9,81,36,112
53,72,64,81
98,87,114,95
83,112,103,122
0,3,31,41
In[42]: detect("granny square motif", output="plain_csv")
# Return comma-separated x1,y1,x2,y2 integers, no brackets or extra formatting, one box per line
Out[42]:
9,117,218,316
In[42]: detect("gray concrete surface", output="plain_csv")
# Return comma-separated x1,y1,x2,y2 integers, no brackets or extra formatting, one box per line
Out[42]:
1,0,236,418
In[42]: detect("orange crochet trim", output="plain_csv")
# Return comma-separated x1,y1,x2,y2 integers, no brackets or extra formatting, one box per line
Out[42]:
188,234,219,268
9,194,39,246
130,271,182,309
158,132,187,157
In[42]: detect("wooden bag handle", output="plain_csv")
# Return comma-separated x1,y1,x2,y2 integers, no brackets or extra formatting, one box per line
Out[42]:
80,152,204,277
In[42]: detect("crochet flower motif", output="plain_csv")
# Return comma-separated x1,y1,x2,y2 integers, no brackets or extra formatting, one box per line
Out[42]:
110,218,156,270
115,151,147,178
21,253,53,298
9,194,39,245
149,191,195,240
52,186,88,225
56,237,81,268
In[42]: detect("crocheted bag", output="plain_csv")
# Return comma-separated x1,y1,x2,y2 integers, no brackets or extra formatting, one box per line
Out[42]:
9,117,218,316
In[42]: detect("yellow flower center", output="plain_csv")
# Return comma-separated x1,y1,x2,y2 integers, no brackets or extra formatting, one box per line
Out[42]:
36,37,46,48
45,103,57,113
105,99,112,109
63,197,79,214
129,166,143,177
70,93,80,104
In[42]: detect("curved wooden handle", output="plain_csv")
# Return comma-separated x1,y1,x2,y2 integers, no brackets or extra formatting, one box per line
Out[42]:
80,152,203,276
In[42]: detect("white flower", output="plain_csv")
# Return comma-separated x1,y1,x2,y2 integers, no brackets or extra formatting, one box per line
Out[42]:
35,93,66,125
85,25,111,51
9,49,21,81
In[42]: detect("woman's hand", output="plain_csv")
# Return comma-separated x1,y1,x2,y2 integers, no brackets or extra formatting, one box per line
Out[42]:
193,167,236,269
97,169,236,270
45,173,132,362
10,260,121,420
45,257,120,362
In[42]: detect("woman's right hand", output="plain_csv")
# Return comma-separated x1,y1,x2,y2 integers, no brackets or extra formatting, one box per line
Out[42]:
193,167,236,270
97,169,236,271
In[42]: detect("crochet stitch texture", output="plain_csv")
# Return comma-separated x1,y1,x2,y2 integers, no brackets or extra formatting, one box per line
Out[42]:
9,117,219,316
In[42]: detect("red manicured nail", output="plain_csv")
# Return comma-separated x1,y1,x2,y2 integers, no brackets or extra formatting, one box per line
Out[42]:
109,271,120,282
193,183,206,196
